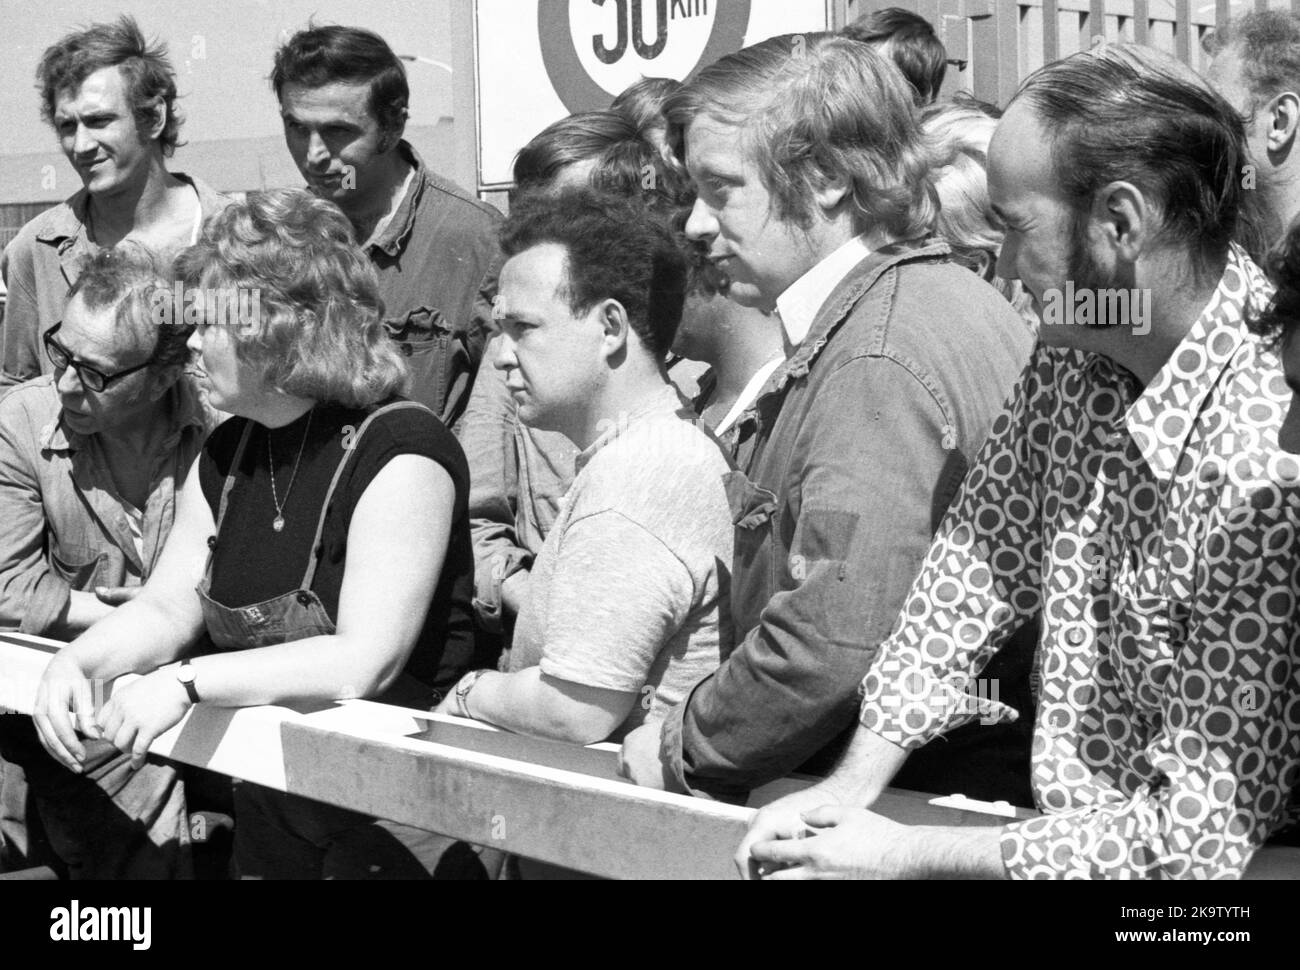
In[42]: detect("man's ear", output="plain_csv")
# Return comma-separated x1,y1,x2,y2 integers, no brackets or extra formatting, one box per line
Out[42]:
1090,181,1148,263
1265,91,1300,155
143,97,168,143
597,299,631,358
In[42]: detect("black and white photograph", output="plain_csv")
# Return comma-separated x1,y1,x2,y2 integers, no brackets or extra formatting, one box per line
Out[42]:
0,0,1295,950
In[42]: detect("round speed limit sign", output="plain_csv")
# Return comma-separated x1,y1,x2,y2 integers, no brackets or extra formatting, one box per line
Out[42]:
538,0,753,113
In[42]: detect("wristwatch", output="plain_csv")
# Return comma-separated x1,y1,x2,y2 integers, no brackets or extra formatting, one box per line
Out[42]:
177,661,201,705
453,669,488,718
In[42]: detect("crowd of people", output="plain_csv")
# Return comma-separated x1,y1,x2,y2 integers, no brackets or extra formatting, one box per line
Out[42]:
0,7,1297,881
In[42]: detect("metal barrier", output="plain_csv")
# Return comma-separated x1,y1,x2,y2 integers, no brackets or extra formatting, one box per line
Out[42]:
1,631,1297,879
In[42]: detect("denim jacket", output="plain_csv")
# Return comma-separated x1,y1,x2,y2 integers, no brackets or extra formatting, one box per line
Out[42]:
0,375,214,636
660,239,1037,802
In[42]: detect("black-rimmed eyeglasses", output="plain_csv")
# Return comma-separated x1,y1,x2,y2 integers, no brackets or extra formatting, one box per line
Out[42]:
43,322,152,392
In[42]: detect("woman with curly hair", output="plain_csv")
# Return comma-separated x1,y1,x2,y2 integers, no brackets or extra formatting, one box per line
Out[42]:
31,187,499,879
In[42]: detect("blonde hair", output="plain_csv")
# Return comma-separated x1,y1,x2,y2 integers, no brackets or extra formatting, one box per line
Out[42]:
923,97,1037,331
175,188,409,407
665,34,938,239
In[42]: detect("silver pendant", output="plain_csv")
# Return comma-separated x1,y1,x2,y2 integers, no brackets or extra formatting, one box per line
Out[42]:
273,515,285,532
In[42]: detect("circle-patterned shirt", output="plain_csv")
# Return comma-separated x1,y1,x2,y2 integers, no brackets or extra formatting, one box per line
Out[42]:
859,247,1300,879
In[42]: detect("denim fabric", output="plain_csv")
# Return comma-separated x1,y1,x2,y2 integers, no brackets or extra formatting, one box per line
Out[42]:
368,143,503,429
0,174,229,389
0,375,214,636
660,239,1037,802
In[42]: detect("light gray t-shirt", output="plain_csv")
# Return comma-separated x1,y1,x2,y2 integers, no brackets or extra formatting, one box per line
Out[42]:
508,385,734,740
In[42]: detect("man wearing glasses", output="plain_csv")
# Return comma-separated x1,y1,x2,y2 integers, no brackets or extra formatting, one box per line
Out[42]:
0,246,215,879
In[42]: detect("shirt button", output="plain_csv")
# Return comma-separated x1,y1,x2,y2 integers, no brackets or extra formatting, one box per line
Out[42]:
1065,627,1087,646
296,591,312,607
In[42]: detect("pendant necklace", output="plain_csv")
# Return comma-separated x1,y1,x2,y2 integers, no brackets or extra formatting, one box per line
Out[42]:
267,409,313,532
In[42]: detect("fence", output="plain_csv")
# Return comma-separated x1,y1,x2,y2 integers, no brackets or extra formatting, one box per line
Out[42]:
840,0,1290,105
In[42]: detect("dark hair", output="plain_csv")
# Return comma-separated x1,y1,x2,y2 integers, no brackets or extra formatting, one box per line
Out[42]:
841,7,947,105
512,111,641,195
610,76,682,143
510,111,709,296
1012,48,1249,281
271,25,409,138
499,188,688,359
37,15,182,157
68,243,191,370
1204,10,1300,110
1250,214,1300,349
664,34,936,239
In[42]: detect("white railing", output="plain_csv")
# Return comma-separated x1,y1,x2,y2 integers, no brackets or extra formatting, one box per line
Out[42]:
2,631,1296,879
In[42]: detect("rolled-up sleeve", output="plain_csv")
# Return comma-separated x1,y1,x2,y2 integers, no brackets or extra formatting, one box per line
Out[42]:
0,406,68,635
665,355,990,798
458,337,532,632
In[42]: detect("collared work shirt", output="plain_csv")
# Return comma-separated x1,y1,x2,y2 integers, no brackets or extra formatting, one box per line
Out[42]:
0,173,228,388
368,142,503,429
859,248,1300,878
0,376,214,635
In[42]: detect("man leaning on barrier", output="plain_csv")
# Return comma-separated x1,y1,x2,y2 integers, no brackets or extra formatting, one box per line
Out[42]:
617,34,1036,806
438,188,733,749
739,46,1300,880
0,246,215,878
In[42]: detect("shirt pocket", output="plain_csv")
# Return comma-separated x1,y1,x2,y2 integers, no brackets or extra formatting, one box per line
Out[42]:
384,305,456,410
48,546,110,590
1109,543,1182,709
724,470,778,584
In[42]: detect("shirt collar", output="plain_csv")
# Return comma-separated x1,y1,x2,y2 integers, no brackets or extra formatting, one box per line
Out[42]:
40,375,212,454
35,173,218,250
775,234,873,346
575,384,691,473
367,141,426,257
1124,244,1273,480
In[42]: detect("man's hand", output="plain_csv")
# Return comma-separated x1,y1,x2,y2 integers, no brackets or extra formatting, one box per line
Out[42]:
95,667,192,770
94,585,141,606
433,692,459,717
32,652,100,772
748,805,913,879
735,783,855,879
617,719,682,792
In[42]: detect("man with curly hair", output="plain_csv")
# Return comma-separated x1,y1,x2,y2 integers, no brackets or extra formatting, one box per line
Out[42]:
0,15,227,389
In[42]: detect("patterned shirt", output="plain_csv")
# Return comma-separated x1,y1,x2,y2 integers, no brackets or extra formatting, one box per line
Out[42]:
858,247,1300,879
